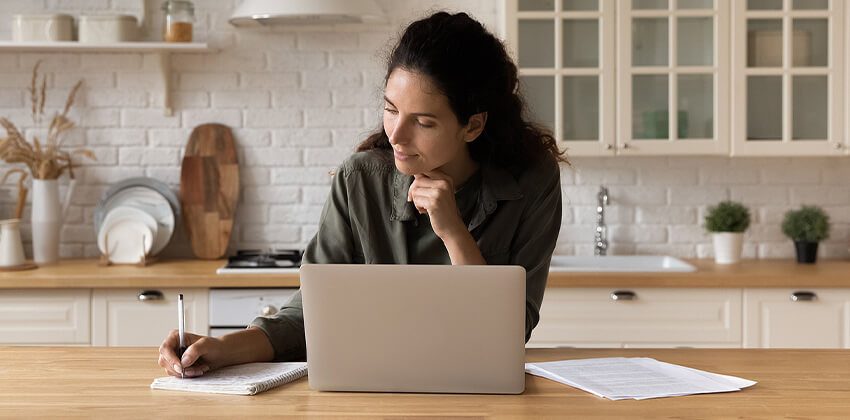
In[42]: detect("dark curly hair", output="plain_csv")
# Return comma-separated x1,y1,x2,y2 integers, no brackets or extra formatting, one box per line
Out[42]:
356,11,568,173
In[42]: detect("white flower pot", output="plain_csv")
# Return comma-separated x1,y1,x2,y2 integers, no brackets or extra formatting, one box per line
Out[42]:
712,232,744,264
31,179,75,265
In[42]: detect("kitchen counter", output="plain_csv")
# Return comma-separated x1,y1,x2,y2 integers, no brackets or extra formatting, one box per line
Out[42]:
0,258,847,289
1,346,847,417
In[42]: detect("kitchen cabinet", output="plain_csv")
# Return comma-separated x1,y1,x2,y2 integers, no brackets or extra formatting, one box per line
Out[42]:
0,289,91,345
508,0,848,156
507,0,618,156
527,287,743,348
92,288,208,347
743,288,850,348
507,0,730,156
731,0,846,156
617,0,730,155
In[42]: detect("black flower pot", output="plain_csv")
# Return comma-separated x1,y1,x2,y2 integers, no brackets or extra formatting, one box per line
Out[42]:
794,241,819,264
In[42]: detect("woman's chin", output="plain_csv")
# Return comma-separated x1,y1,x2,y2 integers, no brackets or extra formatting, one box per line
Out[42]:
394,160,419,175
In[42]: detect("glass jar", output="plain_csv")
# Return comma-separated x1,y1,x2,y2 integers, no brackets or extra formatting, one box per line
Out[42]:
162,0,194,42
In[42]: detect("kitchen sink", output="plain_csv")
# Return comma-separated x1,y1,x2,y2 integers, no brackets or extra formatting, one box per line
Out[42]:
548,255,697,273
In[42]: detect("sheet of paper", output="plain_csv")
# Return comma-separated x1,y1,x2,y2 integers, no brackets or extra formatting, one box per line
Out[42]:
525,357,756,400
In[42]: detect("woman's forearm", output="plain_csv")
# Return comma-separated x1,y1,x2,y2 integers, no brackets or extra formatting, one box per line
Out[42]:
218,327,275,365
442,230,487,265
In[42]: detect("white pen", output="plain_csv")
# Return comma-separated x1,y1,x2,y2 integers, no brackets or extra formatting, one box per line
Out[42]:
177,293,186,379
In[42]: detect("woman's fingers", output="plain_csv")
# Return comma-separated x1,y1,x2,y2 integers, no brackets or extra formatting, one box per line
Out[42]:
158,330,211,377
158,329,183,375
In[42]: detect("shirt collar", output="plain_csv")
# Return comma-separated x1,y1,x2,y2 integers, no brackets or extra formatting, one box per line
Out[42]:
389,160,523,225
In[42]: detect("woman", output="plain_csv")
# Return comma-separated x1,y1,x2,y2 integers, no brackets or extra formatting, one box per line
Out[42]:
159,11,567,378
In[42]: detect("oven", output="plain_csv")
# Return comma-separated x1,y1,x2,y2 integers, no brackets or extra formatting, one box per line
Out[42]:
209,250,302,337
208,288,300,337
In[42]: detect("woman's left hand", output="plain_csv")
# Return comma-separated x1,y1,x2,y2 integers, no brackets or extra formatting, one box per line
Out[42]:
408,170,467,241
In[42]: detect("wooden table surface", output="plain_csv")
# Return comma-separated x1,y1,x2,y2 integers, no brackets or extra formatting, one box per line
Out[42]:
0,258,848,289
1,347,848,418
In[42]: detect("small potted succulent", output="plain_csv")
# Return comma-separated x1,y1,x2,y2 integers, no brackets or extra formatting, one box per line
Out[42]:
704,201,751,264
781,205,830,264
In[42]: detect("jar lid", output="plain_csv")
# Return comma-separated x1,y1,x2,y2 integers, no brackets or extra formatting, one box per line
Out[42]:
161,0,194,12
79,14,138,22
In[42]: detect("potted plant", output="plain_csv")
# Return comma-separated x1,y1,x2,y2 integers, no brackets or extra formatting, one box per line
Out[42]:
781,205,830,264
0,61,95,264
704,201,751,264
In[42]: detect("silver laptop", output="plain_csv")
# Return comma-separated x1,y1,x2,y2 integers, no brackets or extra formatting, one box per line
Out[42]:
299,264,526,394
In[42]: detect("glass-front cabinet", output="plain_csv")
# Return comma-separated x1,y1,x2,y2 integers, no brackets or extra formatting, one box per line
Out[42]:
618,0,729,155
732,0,846,155
506,0,847,156
507,0,617,155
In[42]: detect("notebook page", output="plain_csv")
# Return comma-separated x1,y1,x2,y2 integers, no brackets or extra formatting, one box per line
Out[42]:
151,362,307,395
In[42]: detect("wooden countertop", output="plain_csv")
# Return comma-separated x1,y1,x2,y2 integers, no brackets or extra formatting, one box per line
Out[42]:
1,347,847,417
0,258,847,289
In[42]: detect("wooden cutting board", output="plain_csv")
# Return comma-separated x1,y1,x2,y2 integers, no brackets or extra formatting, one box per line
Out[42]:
180,124,239,259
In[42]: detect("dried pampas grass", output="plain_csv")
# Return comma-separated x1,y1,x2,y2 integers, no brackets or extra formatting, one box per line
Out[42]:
0,60,95,180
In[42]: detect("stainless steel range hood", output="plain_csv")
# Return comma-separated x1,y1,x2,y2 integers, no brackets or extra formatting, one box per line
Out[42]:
229,0,385,26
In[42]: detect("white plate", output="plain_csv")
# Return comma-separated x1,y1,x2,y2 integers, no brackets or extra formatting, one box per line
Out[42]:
98,206,159,262
97,186,175,255
98,219,154,264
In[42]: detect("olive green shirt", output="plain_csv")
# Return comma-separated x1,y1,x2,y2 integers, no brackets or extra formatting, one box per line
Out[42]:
250,149,562,362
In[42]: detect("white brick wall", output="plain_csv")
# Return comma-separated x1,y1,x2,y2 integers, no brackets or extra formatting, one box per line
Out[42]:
0,0,847,261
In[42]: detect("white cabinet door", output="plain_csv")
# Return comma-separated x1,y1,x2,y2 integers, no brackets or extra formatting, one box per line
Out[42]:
527,288,742,348
731,0,846,156
92,288,208,347
744,288,850,348
0,289,91,345
617,0,730,155
506,0,617,156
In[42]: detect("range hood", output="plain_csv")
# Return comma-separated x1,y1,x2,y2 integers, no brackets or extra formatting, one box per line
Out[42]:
229,0,385,26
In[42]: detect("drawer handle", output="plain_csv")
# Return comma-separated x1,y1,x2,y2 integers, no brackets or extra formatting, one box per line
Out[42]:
791,291,817,302
262,305,278,316
138,290,165,301
611,291,637,301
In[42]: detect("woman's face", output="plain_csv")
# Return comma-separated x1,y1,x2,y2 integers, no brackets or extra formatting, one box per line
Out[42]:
383,68,485,179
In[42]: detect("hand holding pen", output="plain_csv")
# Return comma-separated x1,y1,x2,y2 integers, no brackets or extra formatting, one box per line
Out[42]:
157,293,217,378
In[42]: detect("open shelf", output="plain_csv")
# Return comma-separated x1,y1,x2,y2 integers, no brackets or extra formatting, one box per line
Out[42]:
0,41,216,116
0,41,212,53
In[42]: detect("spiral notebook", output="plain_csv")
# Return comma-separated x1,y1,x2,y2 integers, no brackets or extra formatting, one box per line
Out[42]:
150,362,308,395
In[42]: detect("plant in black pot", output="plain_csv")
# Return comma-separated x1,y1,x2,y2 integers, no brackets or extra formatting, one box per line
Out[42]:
704,201,750,264
781,205,830,264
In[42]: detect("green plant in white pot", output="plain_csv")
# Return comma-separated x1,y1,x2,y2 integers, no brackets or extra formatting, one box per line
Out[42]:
781,205,830,264
704,201,751,264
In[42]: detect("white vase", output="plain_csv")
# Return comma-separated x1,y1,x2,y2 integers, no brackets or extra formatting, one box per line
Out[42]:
31,179,75,265
712,232,744,264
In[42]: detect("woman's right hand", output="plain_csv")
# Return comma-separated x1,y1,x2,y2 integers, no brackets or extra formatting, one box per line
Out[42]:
158,329,226,378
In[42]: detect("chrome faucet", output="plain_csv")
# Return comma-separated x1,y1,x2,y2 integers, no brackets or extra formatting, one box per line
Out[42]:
594,186,608,256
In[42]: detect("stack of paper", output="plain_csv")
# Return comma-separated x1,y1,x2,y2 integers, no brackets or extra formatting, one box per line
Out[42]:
525,357,756,400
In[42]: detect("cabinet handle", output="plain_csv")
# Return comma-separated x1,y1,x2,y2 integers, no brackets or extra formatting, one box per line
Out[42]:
262,305,278,316
791,291,817,302
138,290,165,301
611,290,637,301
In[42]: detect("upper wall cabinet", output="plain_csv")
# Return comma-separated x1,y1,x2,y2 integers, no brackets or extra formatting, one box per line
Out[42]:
732,0,846,156
507,0,617,156
506,0,849,157
618,0,730,156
